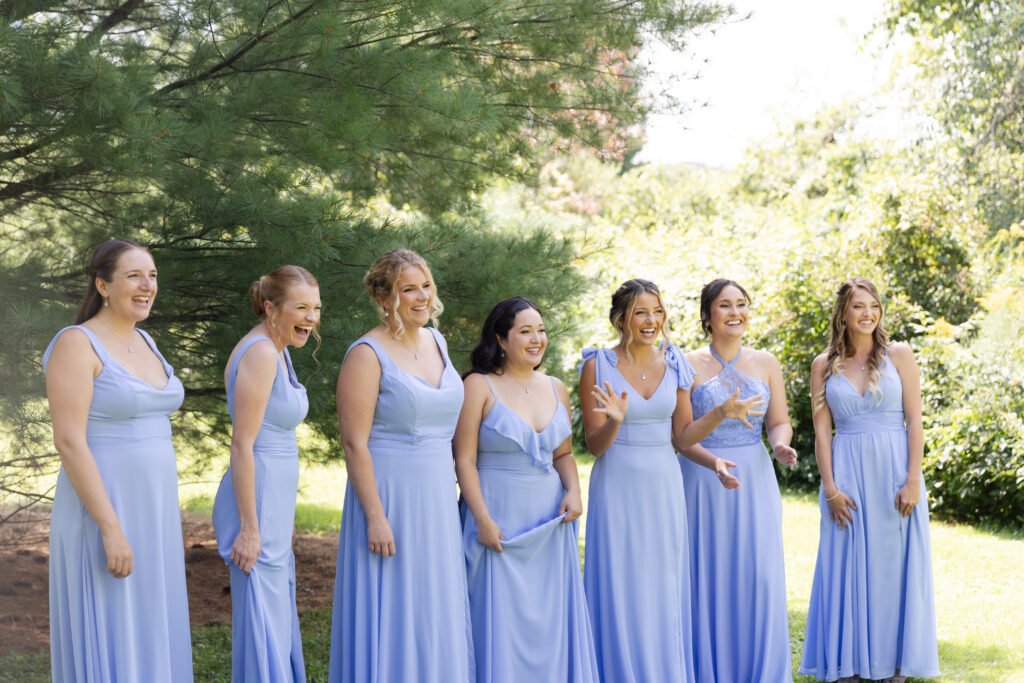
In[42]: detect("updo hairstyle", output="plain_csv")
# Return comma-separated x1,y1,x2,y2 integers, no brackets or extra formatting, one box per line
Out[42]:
248,265,321,349
363,249,443,339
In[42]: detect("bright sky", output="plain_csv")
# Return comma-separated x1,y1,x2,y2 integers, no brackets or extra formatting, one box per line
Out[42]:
636,0,891,167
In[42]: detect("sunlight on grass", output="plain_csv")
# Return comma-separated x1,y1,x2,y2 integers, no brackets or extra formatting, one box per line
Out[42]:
5,456,1022,682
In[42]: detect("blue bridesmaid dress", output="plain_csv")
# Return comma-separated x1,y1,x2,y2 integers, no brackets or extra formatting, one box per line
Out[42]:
679,347,792,682
580,344,697,682
799,352,940,681
43,325,193,682
213,336,308,682
461,377,599,683
328,328,473,683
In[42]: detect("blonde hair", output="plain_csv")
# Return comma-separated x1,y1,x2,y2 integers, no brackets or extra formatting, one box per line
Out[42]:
363,249,443,339
249,265,321,355
813,277,890,413
609,279,670,363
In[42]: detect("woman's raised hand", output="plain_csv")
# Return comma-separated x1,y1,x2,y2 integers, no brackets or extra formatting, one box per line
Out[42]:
591,381,628,424
717,388,765,428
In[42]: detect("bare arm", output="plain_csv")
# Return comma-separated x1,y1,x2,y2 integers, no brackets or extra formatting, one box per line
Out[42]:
765,354,797,467
227,339,278,574
551,379,583,522
453,374,503,551
890,342,924,516
579,358,627,457
679,440,741,489
811,355,856,529
337,343,394,556
47,329,133,579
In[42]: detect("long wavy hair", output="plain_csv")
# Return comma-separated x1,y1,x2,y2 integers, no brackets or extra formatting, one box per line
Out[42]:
73,239,147,325
609,279,670,363
463,297,543,378
814,277,890,413
363,249,443,339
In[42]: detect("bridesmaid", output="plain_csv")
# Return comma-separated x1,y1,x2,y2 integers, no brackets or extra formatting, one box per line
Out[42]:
44,239,192,681
799,277,940,683
679,279,798,682
212,265,321,682
329,249,473,683
579,278,764,682
454,297,599,683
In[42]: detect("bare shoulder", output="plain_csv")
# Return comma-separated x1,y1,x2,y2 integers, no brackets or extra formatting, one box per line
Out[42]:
462,371,491,397
550,375,570,402
746,346,780,369
48,327,100,367
810,352,828,372
887,341,917,369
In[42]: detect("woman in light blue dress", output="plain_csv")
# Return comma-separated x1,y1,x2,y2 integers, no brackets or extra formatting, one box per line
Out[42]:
800,277,940,683
44,239,192,682
578,279,765,683
455,297,598,683
329,249,473,683
213,265,321,682
679,279,798,683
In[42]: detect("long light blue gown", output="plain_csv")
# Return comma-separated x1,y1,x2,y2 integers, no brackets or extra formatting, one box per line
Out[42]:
44,325,193,682
799,353,940,681
679,347,792,682
580,344,697,682
461,377,599,683
329,328,473,683
213,336,308,682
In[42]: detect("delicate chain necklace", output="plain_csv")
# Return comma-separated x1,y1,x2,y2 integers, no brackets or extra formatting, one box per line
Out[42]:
501,370,534,393
99,318,136,353
627,351,659,380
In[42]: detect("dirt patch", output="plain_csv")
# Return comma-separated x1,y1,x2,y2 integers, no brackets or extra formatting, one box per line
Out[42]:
0,509,339,658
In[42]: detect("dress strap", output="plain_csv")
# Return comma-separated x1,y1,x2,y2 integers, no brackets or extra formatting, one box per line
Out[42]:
228,336,278,397
548,375,558,399
42,325,114,371
482,375,498,399
709,345,741,367
344,336,396,374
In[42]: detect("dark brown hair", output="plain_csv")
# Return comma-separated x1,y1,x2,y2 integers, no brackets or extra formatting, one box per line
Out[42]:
699,279,751,338
73,239,148,325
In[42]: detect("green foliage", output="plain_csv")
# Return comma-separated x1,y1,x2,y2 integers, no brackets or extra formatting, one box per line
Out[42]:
0,0,732,498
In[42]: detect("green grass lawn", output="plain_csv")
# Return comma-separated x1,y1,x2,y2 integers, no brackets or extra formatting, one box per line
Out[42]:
5,460,1022,682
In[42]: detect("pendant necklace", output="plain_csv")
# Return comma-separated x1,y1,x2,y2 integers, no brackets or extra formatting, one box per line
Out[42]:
101,318,135,353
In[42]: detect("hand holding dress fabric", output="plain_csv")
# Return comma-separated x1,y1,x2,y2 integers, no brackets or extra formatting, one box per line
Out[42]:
558,486,584,523
475,515,505,552
591,381,628,423
825,489,857,530
229,526,261,575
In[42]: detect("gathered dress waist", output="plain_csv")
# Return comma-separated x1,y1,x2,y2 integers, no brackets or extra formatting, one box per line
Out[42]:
476,451,551,475
87,415,172,443
835,412,905,435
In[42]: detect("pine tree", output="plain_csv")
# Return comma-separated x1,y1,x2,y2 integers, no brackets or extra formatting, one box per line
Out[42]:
0,0,730,499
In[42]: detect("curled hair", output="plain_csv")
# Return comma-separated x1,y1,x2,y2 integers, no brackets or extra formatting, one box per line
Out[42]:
813,277,890,413
74,239,148,325
249,265,322,355
699,279,751,338
609,279,669,362
363,249,443,339
464,297,543,378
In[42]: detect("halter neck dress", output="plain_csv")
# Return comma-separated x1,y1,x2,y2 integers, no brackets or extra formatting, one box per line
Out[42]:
461,376,599,683
799,352,940,681
43,325,193,682
328,328,473,683
213,336,309,682
579,344,697,682
679,346,792,682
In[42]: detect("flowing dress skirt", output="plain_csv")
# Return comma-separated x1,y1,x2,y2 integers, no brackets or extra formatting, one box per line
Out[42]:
585,443,694,682
463,453,598,682
680,442,792,682
329,441,473,683
49,430,193,682
799,425,940,680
